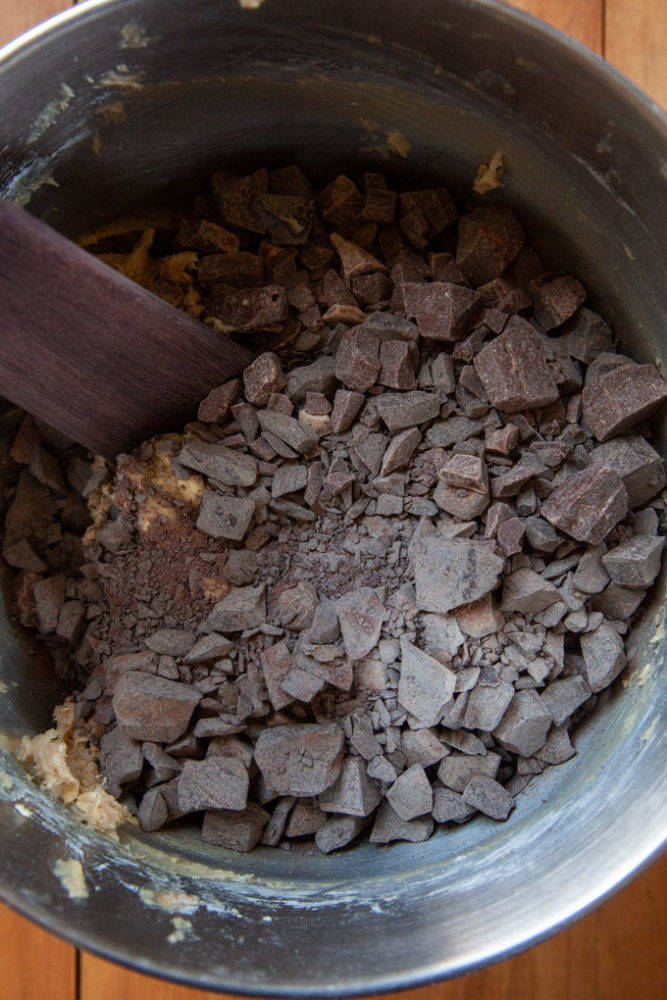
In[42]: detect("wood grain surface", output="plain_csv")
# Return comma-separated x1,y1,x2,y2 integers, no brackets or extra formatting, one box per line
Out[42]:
0,1,665,999
0,196,251,456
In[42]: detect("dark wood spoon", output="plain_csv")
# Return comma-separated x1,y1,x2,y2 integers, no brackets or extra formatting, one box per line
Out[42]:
0,197,253,458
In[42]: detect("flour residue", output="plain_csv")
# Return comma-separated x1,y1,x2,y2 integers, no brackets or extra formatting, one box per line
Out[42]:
27,83,75,144
54,858,89,900
386,130,411,158
168,916,193,943
97,65,145,90
119,22,152,48
139,888,202,914
474,150,504,194
18,700,133,835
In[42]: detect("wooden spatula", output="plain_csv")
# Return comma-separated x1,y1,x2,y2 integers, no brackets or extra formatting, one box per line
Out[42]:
0,197,254,458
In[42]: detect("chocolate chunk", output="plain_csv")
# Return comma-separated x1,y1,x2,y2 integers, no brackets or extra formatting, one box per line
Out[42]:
432,787,475,824
361,184,397,225
257,409,319,455
398,187,457,249
386,763,433,821
211,167,268,233
330,233,387,283
441,453,488,494
243,352,285,406
378,340,419,390
144,628,195,657
473,323,559,412
462,679,514,731
580,623,626,692
497,517,525,556
582,363,667,442
56,600,86,645
202,803,270,852
336,588,385,660
540,676,592,725
253,194,315,245
493,690,552,757
501,568,560,614
380,427,421,476
462,775,513,821
32,575,66,633
175,218,240,255
375,391,440,433
412,537,504,614
286,798,328,837
369,802,434,844
254,724,344,796
541,465,628,545
178,440,257,487
591,582,645,619
198,252,263,290
316,814,368,853
196,492,255,541
401,282,482,341
456,206,525,285
206,583,267,632
561,307,613,363
276,581,318,630
197,379,242,423
529,273,587,330
178,756,249,813
209,285,288,332
437,751,501,792
455,594,504,639
397,639,456,725
99,726,143,797
138,788,169,832
29,447,67,495
335,327,381,393
318,175,363,228
601,535,664,589
590,436,667,508
320,756,381,817
271,463,308,499
112,671,201,742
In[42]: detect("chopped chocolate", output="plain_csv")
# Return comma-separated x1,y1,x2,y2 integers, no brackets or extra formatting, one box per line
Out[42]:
112,672,201,743
254,724,344,796
9,165,666,857
473,323,559,412
582,363,667,442
456,206,524,285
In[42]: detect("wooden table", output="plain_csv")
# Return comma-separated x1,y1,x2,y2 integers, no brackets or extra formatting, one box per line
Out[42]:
0,1,665,997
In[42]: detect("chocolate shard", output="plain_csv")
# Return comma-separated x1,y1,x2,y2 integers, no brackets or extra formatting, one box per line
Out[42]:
112,671,201,743
209,284,288,332
456,206,525,285
528,273,587,330
412,537,504,614
201,803,270,852
335,327,381,393
178,756,249,813
253,193,316,245
401,282,482,341
254,724,344,796
590,436,666,508
473,322,559,412
541,465,628,545
582,363,667,442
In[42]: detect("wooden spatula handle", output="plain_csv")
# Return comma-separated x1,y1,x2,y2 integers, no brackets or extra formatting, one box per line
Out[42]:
0,197,253,457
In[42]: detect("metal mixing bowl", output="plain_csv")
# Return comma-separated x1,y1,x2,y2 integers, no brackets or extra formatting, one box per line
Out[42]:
0,0,665,993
